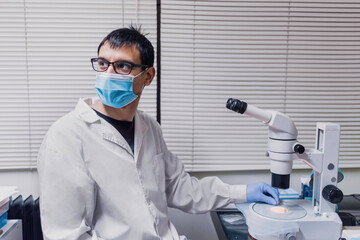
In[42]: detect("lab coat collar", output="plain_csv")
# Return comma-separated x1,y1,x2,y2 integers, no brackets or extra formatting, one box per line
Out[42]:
75,97,133,153
75,97,149,160
99,111,148,159
76,97,101,123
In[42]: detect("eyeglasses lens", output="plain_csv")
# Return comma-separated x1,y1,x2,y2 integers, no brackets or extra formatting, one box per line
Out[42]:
93,59,109,72
114,62,132,74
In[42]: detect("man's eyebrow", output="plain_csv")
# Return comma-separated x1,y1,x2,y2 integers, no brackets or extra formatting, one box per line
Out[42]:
96,56,108,61
114,59,136,64
97,56,136,64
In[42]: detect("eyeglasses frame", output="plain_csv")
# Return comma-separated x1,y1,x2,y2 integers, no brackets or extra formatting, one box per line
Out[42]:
90,57,149,75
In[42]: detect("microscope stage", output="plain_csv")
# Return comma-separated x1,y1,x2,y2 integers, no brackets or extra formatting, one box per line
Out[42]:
237,199,343,240
252,201,307,220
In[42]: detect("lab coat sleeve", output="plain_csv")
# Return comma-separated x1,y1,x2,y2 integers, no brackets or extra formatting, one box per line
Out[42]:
37,130,102,240
160,135,247,214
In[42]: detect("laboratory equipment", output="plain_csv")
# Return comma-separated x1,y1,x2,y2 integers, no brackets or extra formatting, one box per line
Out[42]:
211,196,360,240
226,98,344,240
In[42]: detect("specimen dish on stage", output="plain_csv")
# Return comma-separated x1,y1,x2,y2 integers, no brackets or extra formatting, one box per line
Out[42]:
252,201,307,220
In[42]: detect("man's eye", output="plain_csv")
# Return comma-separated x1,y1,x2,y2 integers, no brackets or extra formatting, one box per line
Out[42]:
98,60,108,67
114,62,131,73
115,63,131,70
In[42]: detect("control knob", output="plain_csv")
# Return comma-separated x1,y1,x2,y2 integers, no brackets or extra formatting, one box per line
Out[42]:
322,185,343,204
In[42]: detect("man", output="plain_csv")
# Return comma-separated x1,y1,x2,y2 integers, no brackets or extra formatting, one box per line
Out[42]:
37,26,279,240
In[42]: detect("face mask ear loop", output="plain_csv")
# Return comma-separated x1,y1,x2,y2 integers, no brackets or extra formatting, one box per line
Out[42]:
133,67,148,79
132,68,149,95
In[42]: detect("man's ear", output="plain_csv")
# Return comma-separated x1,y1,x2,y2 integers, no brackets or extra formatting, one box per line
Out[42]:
144,67,155,86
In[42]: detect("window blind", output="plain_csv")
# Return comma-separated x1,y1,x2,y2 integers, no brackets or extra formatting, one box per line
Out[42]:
0,0,157,169
161,0,360,172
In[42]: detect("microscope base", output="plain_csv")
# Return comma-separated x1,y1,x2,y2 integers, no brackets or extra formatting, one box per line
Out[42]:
237,199,342,240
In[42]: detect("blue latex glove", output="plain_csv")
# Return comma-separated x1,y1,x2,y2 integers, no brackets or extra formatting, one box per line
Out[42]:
246,182,280,205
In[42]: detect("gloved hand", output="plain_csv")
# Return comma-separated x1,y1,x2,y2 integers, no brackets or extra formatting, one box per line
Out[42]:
246,182,280,205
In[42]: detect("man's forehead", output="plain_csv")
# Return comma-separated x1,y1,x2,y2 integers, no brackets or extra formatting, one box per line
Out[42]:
99,42,141,62
102,42,139,53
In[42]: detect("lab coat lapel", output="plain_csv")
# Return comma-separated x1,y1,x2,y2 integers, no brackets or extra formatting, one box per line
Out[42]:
134,111,148,164
77,97,138,157
101,122,134,157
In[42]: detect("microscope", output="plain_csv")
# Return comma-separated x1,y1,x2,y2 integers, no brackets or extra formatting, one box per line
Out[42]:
226,98,344,240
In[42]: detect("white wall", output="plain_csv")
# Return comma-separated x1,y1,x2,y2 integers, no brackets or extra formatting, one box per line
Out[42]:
0,169,39,199
1,168,359,240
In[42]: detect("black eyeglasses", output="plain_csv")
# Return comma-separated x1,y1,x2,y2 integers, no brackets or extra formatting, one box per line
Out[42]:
91,58,149,75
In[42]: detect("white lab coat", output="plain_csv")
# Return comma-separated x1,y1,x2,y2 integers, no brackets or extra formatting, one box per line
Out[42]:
37,97,247,240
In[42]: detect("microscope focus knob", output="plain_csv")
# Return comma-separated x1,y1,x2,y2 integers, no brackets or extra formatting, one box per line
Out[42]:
294,144,305,154
322,185,343,204
286,233,296,240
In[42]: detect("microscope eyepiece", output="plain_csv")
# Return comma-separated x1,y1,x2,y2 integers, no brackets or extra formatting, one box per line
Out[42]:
226,98,247,114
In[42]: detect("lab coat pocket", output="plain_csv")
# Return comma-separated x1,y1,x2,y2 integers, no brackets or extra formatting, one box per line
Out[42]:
153,153,165,192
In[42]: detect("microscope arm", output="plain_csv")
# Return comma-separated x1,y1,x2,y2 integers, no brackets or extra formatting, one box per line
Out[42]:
298,149,324,174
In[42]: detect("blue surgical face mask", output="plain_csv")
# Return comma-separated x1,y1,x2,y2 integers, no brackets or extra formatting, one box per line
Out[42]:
95,72,143,108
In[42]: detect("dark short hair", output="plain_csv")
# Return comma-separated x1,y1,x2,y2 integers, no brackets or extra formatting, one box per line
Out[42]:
97,26,154,67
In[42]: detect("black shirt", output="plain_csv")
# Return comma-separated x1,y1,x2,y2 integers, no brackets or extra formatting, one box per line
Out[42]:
93,109,135,153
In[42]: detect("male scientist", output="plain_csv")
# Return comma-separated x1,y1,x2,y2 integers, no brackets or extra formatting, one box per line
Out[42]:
37,26,279,240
